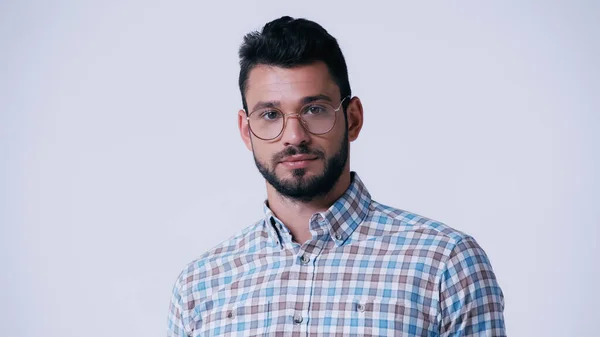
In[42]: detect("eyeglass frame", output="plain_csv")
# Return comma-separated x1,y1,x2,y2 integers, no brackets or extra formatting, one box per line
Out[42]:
245,95,351,141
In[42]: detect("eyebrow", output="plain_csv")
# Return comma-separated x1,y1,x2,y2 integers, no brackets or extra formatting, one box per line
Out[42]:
251,100,280,112
300,94,333,105
251,94,333,112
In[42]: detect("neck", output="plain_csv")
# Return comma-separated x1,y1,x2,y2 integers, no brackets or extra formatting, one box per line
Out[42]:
266,170,352,244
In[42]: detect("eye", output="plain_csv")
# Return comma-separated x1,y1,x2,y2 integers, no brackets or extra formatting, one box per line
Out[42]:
260,110,282,120
304,105,327,115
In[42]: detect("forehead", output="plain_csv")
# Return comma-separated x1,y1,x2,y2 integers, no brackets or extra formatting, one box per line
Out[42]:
245,62,339,105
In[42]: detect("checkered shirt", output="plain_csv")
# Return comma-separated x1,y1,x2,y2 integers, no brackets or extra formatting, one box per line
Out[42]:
167,172,506,336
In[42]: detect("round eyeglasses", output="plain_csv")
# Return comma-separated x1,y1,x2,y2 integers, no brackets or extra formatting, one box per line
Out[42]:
246,96,350,140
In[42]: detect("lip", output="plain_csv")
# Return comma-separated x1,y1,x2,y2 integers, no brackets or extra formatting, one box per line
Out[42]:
279,155,319,169
280,155,319,163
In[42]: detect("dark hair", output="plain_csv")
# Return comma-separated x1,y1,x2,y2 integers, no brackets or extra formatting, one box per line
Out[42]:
238,16,351,113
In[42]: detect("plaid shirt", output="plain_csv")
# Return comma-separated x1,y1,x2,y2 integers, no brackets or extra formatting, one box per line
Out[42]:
167,172,506,336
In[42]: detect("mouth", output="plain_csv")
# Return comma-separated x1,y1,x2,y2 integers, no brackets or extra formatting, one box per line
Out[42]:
279,155,319,169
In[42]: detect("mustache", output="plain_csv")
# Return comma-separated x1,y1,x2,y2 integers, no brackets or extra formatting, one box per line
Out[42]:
272,144,325,163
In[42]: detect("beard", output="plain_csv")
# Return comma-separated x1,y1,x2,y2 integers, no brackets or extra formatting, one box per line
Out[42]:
253,132,349,203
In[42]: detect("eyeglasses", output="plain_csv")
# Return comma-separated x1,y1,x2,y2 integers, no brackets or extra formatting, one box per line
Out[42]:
246,96,350,140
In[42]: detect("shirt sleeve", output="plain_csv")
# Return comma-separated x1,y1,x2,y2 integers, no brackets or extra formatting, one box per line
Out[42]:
167,273,190,337
439,236,506,336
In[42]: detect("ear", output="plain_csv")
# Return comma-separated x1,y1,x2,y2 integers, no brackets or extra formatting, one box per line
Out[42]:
238,109,253,151
345,97,364,142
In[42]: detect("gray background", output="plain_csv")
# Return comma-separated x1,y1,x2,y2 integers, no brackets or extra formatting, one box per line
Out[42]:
1,1,598,336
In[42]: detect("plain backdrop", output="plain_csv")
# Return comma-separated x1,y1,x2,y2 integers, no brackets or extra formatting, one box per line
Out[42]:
1,1,598,336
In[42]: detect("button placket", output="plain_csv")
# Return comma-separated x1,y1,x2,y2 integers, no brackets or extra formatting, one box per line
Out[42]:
268,217,283,248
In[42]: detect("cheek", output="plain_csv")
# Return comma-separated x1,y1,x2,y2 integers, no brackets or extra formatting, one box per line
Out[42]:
252,142,276,164
321,126,346,153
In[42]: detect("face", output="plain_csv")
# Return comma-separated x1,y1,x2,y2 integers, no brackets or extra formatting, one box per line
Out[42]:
238,62,358,202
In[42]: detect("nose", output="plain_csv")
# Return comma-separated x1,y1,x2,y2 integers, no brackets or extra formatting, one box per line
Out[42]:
280,115,310,146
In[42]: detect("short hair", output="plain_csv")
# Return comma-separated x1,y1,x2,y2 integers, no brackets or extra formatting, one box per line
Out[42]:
238,16,351,113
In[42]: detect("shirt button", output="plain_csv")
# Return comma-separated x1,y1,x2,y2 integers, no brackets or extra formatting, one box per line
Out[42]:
300,255,310,264
335,233,342,240
357,303,365,312
293,313,303,324
227,310,235,319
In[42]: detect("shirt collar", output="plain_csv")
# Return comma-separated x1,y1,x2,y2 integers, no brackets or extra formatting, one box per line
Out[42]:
263,172,371,246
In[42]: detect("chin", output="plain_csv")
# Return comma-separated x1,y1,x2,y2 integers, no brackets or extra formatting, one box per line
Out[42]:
280,167,321,179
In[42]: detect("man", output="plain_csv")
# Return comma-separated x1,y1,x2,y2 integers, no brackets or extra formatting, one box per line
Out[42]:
167,16,506,337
